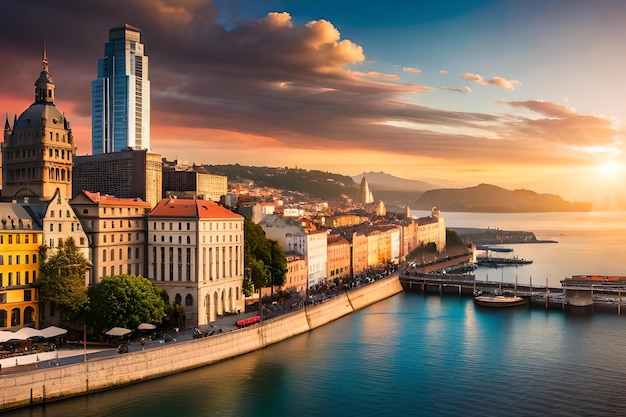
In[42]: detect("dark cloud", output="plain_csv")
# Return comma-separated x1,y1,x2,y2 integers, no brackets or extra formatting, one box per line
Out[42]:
0,1,618,171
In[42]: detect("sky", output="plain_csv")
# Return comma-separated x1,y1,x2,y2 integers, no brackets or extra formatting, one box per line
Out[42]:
2,0,626,208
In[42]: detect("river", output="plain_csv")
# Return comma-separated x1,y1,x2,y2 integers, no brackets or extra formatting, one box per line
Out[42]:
4,212,626,417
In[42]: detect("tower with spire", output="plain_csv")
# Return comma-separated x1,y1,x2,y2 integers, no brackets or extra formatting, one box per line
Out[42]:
2,50,75,202
356,176,374,204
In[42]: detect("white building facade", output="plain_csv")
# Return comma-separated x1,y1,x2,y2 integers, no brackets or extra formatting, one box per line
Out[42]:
259,214,327,288
148,199,244,327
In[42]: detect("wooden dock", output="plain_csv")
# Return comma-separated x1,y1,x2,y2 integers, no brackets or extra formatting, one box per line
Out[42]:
400,271,626,314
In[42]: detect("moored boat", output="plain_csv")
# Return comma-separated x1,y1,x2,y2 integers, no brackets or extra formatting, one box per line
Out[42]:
473,293,528,307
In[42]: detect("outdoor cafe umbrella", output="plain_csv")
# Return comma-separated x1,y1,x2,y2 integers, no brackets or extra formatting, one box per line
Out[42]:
137,323,157,330
104,327,132,337
39,326,68,339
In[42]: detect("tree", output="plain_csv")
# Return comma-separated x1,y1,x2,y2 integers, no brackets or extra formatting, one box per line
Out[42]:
39,237,91,322
87,274,167,335
268,240,287,294
244,218,288,296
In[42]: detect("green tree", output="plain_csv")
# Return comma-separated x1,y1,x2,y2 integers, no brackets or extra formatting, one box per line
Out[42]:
244,218,288,296
87,274,167,335
268,240,287,293
39,237,91,321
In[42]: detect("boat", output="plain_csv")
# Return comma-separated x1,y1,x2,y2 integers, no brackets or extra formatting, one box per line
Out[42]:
473,292,528,307
475,256,532,267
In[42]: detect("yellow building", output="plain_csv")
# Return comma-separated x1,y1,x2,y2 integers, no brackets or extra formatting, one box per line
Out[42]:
326,234,351,282
0,203,42,330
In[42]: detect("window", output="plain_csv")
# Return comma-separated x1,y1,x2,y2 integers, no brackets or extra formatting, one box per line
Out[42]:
102,250,107,262
11,308,20,326
24,290,32,301
0,255,3,265
33,254,37,264
185,294,193,306
135,248,140,259
8,256,12,265
16,255,20,265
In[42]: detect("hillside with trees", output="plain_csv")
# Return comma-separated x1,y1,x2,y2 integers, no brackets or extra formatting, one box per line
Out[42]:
415,183,592,212
200,164,358,201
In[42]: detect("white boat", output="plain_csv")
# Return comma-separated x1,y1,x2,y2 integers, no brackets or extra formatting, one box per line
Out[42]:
473,293,528,307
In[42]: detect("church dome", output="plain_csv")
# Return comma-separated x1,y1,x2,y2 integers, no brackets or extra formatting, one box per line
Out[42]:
14,103,65,130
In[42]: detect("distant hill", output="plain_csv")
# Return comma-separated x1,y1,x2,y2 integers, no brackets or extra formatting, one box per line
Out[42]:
414,183,592,212
352,172,440,192
352,172,440,211
201,164,358,201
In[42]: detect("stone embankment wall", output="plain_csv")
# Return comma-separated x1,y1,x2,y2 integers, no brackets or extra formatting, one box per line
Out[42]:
0,275,403,412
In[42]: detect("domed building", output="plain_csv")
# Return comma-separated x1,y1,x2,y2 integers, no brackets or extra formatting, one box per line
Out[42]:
2,51,75,202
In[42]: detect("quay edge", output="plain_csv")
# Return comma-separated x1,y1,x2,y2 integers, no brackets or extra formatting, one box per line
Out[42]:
0,275,403,412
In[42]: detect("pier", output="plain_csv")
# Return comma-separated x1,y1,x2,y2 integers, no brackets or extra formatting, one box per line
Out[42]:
400,271,626,313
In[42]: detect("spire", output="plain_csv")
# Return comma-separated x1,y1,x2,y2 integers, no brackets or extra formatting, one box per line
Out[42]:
34,43,54,104
42,40,48,73
4,113,10,130
357,176,374,204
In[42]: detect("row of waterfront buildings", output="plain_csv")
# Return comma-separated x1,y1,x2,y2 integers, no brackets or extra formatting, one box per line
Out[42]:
0,24,447,333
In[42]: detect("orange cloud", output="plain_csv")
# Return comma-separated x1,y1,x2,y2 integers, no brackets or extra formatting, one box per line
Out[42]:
462,72,520,89
352,70,400,81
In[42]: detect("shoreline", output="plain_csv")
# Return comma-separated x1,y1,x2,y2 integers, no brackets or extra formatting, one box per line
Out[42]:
0,275,403,412
450,227,558,245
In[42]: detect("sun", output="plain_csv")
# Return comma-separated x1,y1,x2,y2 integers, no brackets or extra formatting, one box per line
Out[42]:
596,160,624,180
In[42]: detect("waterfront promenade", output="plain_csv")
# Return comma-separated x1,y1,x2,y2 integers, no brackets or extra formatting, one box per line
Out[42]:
0,275,403,412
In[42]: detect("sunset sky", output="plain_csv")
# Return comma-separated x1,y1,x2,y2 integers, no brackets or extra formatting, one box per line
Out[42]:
2,0,626,208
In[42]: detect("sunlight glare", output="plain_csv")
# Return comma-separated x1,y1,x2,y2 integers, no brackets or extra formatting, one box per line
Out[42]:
596,160,624,180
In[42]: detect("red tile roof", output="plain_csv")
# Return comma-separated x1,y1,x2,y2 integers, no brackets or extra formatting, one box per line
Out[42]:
150,198,242,220
81,190,151,208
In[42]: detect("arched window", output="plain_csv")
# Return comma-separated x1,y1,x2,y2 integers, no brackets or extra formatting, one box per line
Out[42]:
185,294,193,306
11,308,20,326
174,293,182,305
24,306,35,326
0,310,6,327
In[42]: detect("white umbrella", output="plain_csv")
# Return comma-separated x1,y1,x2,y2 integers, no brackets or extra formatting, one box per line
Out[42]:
0,330,17,343
105,327,132,337
137,323,157,330
39,326,68,339
13,327,40,340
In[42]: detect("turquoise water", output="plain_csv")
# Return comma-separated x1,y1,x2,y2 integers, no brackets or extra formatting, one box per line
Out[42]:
6,212,626,417
8,293,626,417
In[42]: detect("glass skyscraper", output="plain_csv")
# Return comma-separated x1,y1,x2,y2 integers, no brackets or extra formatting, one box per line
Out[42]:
92,24,150,154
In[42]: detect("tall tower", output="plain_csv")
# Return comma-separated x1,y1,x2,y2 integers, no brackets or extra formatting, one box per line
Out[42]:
356,177,374,204
2,51,75,201
92,24,150,154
